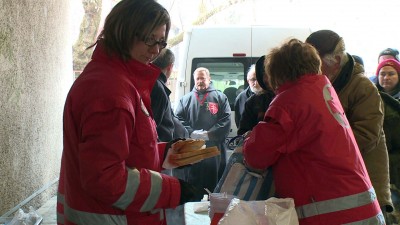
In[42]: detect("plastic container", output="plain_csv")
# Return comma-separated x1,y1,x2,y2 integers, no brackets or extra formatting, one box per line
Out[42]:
208,193,236,225
0,216,42,225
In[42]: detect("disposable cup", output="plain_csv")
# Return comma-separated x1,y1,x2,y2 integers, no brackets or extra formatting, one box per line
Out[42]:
208,193,236,220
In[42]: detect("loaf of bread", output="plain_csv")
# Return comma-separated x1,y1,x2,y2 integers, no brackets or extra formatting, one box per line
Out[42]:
170,146,220,167
168,139,220,167
172,139,205,153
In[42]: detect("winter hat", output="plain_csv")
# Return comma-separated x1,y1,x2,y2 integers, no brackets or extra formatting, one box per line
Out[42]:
255,55,268,90
376,59,400,76
352,55,364,66
305,30,341,57
378,48,400,61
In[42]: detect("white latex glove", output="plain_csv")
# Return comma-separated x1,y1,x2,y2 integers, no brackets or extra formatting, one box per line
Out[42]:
199,130,209,140
190,130,203,139
191,130,209,140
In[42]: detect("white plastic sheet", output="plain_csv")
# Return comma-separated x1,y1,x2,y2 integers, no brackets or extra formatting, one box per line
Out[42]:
218,197,299,225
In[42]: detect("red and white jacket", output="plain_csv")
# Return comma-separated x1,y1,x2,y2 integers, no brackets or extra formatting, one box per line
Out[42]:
243,75,383,225
57,42,180,225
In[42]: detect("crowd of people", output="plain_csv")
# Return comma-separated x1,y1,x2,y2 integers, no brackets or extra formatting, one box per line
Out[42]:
56,0,399,224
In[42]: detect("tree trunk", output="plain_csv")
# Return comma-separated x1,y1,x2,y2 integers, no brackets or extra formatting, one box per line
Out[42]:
72,0,102,74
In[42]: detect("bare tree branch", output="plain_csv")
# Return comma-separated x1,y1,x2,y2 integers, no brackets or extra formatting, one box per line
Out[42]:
167,0,247,48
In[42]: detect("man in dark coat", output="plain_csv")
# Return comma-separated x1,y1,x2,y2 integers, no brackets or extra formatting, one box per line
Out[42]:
151,49,188,142
151,49,190,225
234,64,263,127
237,56,275,135
175,67,231,193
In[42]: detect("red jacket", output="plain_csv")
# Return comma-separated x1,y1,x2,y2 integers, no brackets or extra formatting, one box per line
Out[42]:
57,43,180,225
243,75,383,224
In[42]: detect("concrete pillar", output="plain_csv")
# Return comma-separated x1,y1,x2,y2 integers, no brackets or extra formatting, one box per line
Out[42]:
0,1,73,215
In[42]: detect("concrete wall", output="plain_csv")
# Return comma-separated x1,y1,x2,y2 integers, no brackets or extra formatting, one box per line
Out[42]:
0,0,73,215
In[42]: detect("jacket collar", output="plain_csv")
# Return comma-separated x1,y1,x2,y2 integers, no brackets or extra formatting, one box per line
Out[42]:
157,72,168,84
331,53,359,93
91,41,160,91
91,41,160,108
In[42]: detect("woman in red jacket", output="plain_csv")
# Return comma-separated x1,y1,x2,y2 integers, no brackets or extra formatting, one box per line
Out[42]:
243,39,384,224
57,1,203,224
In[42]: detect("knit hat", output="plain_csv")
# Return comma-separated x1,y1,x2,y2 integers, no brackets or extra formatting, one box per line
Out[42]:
352,55,364,66
376,59,400,76
255,55,268,90
305,30,341,57
378,48,400,61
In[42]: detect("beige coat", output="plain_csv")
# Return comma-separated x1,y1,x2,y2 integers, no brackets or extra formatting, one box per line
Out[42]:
335,59,392,209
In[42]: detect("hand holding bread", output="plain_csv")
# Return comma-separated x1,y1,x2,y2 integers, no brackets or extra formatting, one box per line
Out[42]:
162,139,220,169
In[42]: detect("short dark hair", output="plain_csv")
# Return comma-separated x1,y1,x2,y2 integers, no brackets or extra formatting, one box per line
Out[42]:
266,38,321,90
95,0,171,61
152,49,175,69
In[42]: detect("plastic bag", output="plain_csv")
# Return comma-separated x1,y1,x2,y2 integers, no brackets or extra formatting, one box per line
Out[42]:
7,207,42,225
218,197,299,225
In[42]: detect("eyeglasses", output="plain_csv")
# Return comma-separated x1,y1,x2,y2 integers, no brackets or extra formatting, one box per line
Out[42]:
142,36,167,49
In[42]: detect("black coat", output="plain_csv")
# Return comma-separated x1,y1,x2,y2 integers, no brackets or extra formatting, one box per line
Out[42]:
151,73,188,142
175,84,231,192
237,90,275,135
234,86,254,127
380,91,400,190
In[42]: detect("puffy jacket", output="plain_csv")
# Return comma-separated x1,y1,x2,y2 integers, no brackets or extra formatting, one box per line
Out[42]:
243,75,383,224
334,56,392,209
379,92,400,190
57,42,180,225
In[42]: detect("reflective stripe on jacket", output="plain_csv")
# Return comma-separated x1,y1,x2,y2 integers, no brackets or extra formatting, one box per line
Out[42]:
57,169,168,225
296,188,384,224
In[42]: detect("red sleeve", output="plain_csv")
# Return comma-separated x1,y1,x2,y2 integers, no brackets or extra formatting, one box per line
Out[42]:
243,105,293,170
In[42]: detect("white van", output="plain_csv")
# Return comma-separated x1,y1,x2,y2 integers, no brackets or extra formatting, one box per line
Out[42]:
173,25,312,138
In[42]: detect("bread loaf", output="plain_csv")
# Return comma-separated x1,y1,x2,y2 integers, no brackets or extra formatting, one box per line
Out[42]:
172,139,205,153
169,146,220,167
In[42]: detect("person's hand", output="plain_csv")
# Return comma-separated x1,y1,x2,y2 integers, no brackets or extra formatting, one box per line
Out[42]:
178,179,205,205
162,138,186,169
191,130,209,140
164,138,186,160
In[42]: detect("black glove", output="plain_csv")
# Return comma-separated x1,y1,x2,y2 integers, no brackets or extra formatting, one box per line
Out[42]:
164,138,186,160
178,179,205,205
381,204,394,213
